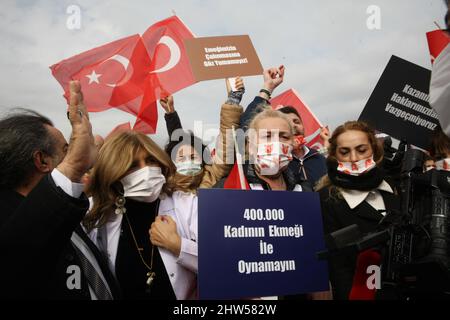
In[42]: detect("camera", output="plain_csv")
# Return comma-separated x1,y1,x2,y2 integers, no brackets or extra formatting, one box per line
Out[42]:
318,148,450,298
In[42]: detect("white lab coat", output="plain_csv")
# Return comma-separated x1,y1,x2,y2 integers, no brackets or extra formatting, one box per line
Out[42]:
86,191,198,300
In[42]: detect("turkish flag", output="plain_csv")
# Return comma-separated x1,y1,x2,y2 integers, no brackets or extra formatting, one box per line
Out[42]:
270,89,324,150
426,29,450,64
140,15,197,103
51,16,197,134
129,16,197,134
132,93,158,134
50,34,149,116
224,162,250,190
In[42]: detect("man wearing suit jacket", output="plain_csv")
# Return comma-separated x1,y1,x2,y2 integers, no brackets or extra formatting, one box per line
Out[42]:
0,81,119,299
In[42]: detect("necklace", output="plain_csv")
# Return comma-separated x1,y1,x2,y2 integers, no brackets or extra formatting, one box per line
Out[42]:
123,201,159,288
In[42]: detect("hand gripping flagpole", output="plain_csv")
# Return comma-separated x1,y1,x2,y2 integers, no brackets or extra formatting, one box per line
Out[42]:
232,125,246,190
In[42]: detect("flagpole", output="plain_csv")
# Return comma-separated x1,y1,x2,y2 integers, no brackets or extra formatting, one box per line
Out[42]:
174,14,197,37
232,126,246,190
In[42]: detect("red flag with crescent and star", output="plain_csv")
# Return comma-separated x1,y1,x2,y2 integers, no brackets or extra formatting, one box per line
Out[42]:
50,16,197,134
50,34,147,115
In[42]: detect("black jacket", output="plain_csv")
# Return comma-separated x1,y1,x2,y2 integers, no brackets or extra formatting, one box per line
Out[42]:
318,183,400,300
289,148,327,188
0,175,120,299
164,111,183,138
239,96,269,132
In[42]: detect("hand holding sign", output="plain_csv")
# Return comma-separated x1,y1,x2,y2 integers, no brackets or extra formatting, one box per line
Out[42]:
226,77,237,93
226,77,245,94
225,76,246,105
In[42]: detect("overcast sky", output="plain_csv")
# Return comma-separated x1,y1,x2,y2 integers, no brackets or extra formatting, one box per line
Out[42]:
0,0,447,147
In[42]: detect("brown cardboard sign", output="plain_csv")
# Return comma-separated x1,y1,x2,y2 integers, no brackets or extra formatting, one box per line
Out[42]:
184,35,263,81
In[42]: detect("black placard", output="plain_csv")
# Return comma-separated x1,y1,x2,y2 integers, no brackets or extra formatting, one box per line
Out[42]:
359,55,439,149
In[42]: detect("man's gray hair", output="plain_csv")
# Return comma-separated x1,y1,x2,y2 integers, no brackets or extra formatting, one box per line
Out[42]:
0,108,55,189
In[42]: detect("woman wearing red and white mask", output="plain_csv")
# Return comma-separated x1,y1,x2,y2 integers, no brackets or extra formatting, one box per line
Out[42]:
316,121,401,300
215,108,331,299
215,109,310,192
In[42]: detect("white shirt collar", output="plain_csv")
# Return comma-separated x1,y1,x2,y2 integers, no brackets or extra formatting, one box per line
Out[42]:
340,180,393,210
294,145,310,160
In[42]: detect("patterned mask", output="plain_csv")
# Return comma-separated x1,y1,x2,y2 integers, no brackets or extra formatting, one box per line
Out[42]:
255,142,293,176
337,156,376,176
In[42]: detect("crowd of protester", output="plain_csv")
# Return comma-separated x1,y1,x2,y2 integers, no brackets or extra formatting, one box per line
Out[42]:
0,5,449,300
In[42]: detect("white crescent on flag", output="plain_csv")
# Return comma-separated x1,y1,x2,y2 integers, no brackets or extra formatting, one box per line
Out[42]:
150,36,181,74
102,54,134,87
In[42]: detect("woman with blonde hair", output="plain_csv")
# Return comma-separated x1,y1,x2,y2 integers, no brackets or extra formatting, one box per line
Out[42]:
316,121,401,300
215,108,330,299
216,108,309,191
84,130,198,300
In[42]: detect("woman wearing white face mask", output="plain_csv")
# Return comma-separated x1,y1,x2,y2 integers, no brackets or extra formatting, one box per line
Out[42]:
316,121,401,300
83,131,198,300
161,77,244,194
245,109,303,191
216,109,312,192
214,109,329,300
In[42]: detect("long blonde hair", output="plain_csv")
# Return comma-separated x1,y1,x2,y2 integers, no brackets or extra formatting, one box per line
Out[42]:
83,131,175,231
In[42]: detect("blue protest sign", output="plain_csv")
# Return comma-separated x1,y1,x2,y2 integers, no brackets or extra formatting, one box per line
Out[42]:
198,189,329,300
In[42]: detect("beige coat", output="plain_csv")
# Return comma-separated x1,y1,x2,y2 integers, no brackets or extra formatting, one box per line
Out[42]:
199,103,243,189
